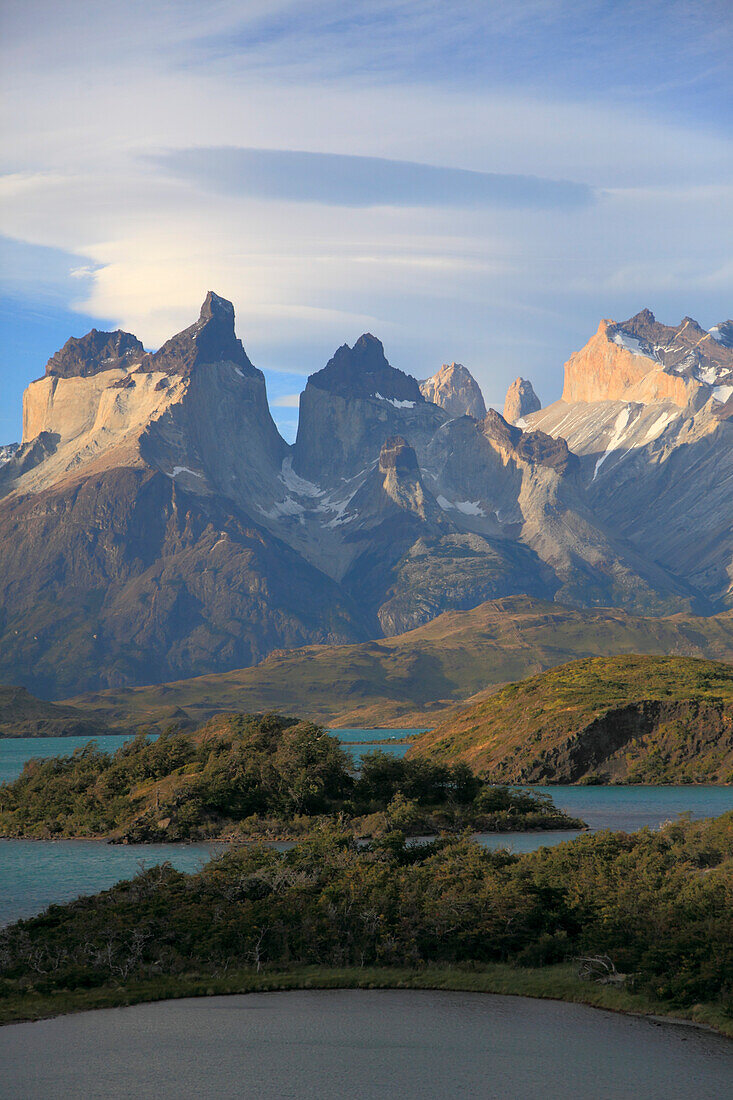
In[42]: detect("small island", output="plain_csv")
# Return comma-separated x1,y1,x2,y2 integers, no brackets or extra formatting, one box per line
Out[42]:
0,713,584,842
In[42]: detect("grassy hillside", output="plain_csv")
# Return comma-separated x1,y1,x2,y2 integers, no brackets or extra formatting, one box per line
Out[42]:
0,686,112,738
409,655,733,784
65,597,733,731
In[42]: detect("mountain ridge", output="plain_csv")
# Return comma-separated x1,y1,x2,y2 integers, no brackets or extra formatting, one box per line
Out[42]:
60,596,733,732
1,296,731,697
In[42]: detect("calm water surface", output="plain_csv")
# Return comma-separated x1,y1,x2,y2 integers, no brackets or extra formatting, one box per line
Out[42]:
2,735,731,926
0,839,221,926
1,990,730,1100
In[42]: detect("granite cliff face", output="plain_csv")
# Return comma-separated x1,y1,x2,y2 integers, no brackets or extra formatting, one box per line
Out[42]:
420,362,486,419
0,297,728,697
561,309,733,407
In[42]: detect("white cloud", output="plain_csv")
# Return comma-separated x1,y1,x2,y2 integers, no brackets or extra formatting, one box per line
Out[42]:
1,0,732,411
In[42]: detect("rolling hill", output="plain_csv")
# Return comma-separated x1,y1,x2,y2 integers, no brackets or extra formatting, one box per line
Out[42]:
63,597,733,733
408,655,733,784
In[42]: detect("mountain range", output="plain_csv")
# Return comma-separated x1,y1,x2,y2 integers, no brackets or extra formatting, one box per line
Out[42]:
1,293,731,698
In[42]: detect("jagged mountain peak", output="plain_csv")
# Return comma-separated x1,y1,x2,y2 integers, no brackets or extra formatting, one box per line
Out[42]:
141,291,256,376
481,408,576,475
561,307,733,408
420,362,486,419
4,292,731,700
625,307,656,328
199,290,235,324
307,333,423,403
348,434,441,530
709,320,733,348
503,377,540,424
45,329,144,379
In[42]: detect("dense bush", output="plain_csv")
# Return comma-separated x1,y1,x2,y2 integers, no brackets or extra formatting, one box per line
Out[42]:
0,714,580,839
1,813,731,1011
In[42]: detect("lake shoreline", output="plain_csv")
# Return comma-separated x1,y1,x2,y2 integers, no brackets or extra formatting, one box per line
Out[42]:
2,963,731,1038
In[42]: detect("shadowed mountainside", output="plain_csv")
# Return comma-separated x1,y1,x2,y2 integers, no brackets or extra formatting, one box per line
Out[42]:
62,596,733,733
0,687,113,738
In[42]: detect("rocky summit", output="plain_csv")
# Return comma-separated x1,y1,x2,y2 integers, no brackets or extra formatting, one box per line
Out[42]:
0,295,731,697
420,362,487,419
503,377,541,424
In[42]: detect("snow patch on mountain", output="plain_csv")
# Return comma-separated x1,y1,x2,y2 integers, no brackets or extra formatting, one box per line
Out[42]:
436,495,485,516
279,458,324,498
455,500,485,516
612,332,650,357
373,392,417,409
592,407,632,482
258,496,306,520
171,466,203,479
643,411,677,442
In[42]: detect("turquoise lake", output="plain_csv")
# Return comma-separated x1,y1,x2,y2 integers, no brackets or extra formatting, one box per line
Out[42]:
1,734,732,926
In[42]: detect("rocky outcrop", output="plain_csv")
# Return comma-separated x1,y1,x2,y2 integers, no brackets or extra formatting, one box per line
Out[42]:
0,433,57,494
375,436,438,520
503,377,540,424
45,329,144,379
420,363,486,419
0,443,19,467
709,320,733,348
480,409,577,476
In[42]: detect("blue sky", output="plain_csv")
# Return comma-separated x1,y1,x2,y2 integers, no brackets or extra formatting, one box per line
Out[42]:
1,0,732,443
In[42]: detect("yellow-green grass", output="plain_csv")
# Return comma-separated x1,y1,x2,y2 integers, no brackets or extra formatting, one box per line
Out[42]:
1,963,731,1038
410,655,733,783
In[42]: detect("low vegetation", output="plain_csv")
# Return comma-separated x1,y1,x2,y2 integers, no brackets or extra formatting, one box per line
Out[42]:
411,655,733,783
1,813,731,1031
0,713,582,841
